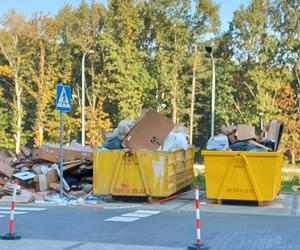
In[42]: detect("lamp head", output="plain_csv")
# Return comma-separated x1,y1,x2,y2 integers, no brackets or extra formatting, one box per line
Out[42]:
205,46,212,54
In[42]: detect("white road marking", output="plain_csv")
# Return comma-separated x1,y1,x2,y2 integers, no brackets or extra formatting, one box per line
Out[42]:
0,207,47,211
122,213,152,218
105,216,140,222
0,211,27,215
0,215,5,218
134,210,161,214
105,209,161,223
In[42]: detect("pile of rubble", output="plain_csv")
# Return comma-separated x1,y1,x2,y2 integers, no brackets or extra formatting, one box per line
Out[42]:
0,110,191,204
0,141,93,204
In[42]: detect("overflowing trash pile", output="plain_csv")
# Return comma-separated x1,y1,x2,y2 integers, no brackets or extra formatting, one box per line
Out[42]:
0,141,94,204
207,120,284,152
101,110,190,151
0,110,191,204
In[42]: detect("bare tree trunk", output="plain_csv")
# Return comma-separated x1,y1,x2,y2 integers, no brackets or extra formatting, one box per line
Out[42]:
36,41,45,132
156,89,160,112
230,96,247,122
171,78,178,123
172,30,178,123
189,45,197,145
292,141,296,166
1,36,23,153
15,77,22,154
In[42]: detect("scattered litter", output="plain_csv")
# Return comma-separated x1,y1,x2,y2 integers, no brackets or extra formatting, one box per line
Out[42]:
43,194,85,206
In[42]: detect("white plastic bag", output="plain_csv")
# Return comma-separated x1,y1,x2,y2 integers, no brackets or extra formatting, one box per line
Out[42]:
162,132,189,151
206,134,229,150
111,119,136,140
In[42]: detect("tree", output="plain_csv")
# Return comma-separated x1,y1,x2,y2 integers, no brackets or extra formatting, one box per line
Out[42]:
141,0,192,123
19,14,65,146
0,65,14,149
101,0,152,123
0,10,30,153
274,82,300,165
57,1,111,145
223,0,300,162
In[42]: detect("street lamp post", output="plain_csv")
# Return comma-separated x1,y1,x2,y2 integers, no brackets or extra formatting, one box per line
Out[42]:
189,44,197,145
81,50,94,146
205,46,215,138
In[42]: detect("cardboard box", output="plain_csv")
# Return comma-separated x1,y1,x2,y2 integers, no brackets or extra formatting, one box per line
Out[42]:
264,120,284,151
21,147,31,157
16,147,31,161
35,168,58,191
13,171,36,188
221,125,237,135
221,125,237,144
227,133,237,144
0,150,12,159
0,193,34,203
236,124,256,141
32,147,58,163
47,168,58,185
123,110,175,150
39,145,93,161
38,174,48,191
0,158,15,177
49,182,60,191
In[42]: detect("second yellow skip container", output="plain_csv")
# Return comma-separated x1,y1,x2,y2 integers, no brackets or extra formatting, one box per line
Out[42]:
202,150,283,205
93,147,194,198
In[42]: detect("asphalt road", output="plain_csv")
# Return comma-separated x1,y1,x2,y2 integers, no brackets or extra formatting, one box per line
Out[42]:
0,193,299,250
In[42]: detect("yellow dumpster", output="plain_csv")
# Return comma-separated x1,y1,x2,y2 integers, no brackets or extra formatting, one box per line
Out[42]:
93,147,194,198
202,151,283,205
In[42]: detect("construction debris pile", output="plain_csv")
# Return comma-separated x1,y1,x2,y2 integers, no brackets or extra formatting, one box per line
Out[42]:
0,141,94,204
207,120,284,152
0,110,191,204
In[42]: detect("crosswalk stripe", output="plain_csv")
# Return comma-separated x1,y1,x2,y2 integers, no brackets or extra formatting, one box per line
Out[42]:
105,216,140,222
0,207,46,211
0,211,27,215
134,210,161,214
122,213,152,218
0,215,5,218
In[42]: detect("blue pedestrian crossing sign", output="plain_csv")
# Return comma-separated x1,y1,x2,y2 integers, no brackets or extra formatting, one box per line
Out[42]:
56,84,71,112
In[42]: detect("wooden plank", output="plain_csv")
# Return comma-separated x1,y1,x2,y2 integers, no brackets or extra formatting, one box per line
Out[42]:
63,162,82,172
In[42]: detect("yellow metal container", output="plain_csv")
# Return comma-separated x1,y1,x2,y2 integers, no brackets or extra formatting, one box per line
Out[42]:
202,151,283,205
93,147,194,198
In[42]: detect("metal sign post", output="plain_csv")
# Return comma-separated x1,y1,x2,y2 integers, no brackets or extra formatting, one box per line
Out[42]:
56,84,71,199
59,111,64,198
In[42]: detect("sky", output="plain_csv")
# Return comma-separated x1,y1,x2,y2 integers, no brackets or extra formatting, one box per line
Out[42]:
0,0,249,32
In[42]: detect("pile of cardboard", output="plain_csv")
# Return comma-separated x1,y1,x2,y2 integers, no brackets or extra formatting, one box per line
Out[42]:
0,142,93,203
0,110,190,204
219,120,284,152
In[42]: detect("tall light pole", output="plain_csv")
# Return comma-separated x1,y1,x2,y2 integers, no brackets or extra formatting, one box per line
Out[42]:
205,46,215,138
81,50,94,146
189,44,197,145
